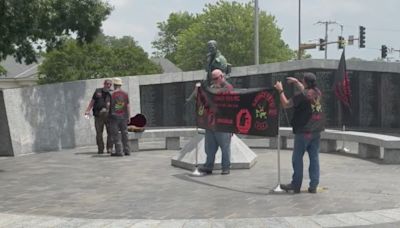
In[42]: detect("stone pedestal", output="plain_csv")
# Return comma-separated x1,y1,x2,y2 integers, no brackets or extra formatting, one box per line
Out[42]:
320,139,337,153
171,133,257,171
166,137,180,150
383,148,400,164
269,136,288,149
128,139,139,152
358,143,380,159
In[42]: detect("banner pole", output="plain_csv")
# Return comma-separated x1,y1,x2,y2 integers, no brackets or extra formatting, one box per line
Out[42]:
190,126,203,176
272,107,284,192
336,98,350,153
337,124,350,153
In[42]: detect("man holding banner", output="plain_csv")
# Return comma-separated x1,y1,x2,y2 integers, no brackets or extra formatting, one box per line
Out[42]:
274,72,325,193
199,69,233,175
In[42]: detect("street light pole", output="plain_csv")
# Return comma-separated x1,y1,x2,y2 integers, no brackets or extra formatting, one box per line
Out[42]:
298,0,301,60
254,0,259,65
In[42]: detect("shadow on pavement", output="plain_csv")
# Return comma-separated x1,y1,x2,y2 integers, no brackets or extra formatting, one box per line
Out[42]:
173,173,288,196
74,152,98,155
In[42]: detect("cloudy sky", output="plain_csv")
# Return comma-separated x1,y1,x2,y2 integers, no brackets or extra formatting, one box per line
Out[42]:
102,0,400,61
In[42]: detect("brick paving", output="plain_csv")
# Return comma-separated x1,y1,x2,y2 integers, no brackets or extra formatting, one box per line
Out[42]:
0,139,400,227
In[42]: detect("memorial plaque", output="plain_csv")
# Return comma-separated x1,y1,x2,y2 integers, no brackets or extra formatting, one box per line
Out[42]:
140,85,163,127
248,74,271,88
315,70,336,127
230,76,248,88
358,72,379,127
381,73,400,128
163,83,185,126
184,81,197,126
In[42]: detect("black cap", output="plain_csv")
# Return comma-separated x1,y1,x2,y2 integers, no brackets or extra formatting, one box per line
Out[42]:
303,72,316,82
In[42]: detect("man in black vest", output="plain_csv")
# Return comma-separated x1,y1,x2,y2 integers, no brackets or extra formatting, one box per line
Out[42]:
274,72,325,193
85,79,113,154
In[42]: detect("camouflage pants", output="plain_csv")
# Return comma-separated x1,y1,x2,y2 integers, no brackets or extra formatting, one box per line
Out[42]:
94,112,112,153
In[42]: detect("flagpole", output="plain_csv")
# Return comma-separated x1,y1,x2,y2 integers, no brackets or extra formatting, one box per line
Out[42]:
272,106,284,193
190,83,204,177
337,124,350,153
335,48,351,153
337,104,350,152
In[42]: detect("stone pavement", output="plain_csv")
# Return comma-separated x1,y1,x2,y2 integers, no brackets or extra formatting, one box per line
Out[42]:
0,139,400,227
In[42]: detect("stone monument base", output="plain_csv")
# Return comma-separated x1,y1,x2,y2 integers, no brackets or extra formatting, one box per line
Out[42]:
171,132,257,171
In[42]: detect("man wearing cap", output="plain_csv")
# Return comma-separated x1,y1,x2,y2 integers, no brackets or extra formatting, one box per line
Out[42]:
84,79,113,154
109,77,131,156
274,72,325,194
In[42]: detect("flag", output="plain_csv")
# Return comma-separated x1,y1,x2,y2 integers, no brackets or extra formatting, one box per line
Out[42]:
333,50,352,124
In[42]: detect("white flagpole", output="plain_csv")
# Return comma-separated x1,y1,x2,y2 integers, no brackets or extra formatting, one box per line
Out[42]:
336,102,350,153
337,124,350,153
272,107,284,192
190,83,204,177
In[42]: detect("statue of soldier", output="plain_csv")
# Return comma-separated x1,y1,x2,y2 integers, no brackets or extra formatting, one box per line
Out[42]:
205,40,229,85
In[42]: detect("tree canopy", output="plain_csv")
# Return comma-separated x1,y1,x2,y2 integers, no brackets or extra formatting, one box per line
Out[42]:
151,12,197,64
38,35,162,84
0,0,112,74
152,0,295,71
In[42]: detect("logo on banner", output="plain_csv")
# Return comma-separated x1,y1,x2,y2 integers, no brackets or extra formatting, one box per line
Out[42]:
252,91,277,131
236,109,252,134
198,105,205,116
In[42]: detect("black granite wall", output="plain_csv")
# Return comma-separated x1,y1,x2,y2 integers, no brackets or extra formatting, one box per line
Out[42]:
0,91,13,156
140,70,400,129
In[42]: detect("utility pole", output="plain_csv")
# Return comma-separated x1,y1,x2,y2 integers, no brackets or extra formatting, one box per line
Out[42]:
298,0,301,60
316,21,338,59
254,0,259,65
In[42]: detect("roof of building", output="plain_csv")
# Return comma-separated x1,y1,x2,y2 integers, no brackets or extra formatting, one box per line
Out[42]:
0,56,42,78
150,57,182,73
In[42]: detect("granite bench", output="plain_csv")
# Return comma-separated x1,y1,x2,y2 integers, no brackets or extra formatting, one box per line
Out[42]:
127,128,198,152
127,127,400,163
272,127,400,164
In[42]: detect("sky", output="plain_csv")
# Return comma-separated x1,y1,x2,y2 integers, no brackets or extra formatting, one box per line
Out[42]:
102,0,400,62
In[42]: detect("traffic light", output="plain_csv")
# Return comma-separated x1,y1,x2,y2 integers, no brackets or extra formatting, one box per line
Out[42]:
359,26,366,48
338,36,345,49
381,45,388,58
319,38,325,51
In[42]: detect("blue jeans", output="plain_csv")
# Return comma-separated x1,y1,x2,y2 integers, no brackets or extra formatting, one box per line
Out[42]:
291,132,320,190
204,130,232,170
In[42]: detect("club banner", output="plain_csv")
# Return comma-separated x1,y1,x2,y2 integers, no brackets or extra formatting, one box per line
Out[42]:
196,86,280,136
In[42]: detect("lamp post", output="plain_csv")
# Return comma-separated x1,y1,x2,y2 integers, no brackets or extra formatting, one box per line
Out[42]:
298,0,301,60
254,0,259,65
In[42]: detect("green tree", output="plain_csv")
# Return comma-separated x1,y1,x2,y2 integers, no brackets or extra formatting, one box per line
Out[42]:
152,0,294,71
0,0,112,74
151,12,197,63
38,36,161,84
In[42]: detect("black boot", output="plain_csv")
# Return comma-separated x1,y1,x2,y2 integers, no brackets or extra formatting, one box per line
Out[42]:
198,167,212,174
280,183,300,193
308,187,317,193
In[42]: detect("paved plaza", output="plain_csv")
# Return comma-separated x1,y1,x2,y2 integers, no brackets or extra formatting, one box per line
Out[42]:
0,139,400,227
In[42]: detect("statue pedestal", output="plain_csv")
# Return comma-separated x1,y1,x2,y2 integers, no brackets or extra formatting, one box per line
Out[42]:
171,132,257,170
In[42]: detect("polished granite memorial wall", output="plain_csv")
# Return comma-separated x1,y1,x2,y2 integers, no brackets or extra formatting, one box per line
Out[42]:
140,63,400,129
